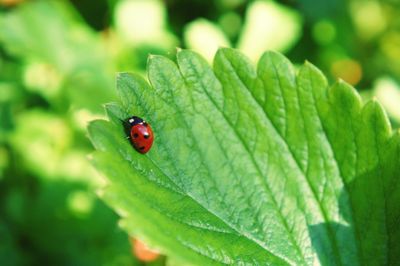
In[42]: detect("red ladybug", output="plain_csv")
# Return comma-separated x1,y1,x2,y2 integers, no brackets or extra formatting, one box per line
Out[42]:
126,116,154,154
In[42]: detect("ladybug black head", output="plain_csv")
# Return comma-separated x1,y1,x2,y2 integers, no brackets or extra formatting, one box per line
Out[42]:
127,116,144,126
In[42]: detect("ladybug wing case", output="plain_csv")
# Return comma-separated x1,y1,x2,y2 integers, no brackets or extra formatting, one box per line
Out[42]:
130,124,154,154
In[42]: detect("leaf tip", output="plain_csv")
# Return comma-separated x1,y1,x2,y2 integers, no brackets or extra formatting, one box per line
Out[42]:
303,60,316,69
215,47,229,57
303,60,325,78
362,98,392,136
176,48,198,62
298,60,328,90
116,71,130,78
261,50,284,59
147,53,170,66
87,119,112,150
258,50,292,71
116,72,136,85
329,79,362,111
147,54,158,67
214,47,240,64
216,46,234,54
104,102,126,124
147,55,170,83
87,119,102,134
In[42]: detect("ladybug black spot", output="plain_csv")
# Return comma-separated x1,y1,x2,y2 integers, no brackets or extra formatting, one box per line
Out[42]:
133,133,139,138
143,133,150,139
139,146,146,150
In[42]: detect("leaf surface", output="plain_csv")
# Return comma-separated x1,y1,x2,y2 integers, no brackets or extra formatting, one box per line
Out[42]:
88,48,400,265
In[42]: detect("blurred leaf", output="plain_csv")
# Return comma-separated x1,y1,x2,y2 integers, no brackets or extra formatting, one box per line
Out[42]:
10,110,71,178
237,0,302,61
0,0,115,111
23,62,62,99
17,181,137,265
312,20,336,45
114,0,178,49
350,1,387,40
0,1,101,71
218,12,242,39
9,110,101,186
184,18,231,62
373,77,400,125
89,48,400,265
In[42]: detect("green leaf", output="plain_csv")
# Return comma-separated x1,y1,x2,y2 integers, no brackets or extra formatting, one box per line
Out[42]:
0,1,115,111
237,0,302,61
88,48,400,265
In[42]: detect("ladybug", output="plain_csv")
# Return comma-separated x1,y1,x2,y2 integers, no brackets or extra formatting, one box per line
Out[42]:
125,116,154,154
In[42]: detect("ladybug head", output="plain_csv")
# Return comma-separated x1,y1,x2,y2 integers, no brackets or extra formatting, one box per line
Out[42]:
127,116,144,126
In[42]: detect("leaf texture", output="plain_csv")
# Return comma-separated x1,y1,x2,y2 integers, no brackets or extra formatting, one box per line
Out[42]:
88,48,400,265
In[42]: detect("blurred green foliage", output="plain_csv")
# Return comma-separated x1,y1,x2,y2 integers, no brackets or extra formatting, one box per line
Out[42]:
0,0,399,265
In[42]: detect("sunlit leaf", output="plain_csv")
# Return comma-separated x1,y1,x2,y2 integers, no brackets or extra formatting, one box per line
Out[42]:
89,48,400,265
